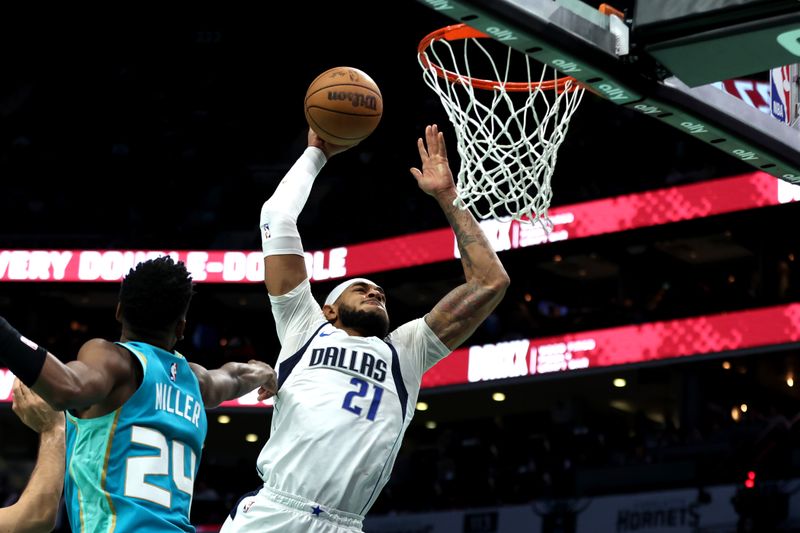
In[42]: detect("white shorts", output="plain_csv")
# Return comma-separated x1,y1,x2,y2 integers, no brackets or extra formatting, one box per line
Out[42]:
219,485,364,533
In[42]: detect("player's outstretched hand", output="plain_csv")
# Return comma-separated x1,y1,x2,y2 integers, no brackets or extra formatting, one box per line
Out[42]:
308,128,353,160
410,124,456,199
245,359,278,401
12,378,65,434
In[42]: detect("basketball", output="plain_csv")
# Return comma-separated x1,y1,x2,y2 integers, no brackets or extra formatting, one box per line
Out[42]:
304,66,383,146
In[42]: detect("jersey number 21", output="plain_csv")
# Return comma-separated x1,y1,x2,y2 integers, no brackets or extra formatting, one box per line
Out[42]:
342,377,383,421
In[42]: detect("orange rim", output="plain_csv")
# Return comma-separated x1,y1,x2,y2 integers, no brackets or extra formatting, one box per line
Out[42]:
599,3,625,19
418,23,579,92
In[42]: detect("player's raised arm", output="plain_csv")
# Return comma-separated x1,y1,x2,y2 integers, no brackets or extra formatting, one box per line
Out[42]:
410,124,511,350
190,360,278,409
260,129,352,296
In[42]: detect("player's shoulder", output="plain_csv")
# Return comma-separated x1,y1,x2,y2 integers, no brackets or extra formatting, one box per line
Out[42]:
392,316,428,331
77,338,138,372
387,317,427,340
80,337,124,354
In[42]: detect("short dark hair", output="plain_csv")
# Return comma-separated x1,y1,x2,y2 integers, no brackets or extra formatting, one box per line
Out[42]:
119,256,195,333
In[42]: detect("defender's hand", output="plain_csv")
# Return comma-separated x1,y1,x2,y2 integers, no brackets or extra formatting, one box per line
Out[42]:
12,379,65,434
245,359,278,401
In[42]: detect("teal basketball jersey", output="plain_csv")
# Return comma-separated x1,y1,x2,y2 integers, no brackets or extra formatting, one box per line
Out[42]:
65,341,208,532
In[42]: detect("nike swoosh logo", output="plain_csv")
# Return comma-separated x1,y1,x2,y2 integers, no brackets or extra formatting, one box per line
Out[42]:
319,331,335,337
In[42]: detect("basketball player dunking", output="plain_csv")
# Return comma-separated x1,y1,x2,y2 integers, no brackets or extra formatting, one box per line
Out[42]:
221,124,510,533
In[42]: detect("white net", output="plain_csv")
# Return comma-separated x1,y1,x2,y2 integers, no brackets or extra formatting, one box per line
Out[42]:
419,29,584,230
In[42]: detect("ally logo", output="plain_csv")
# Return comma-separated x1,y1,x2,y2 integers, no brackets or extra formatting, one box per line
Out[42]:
777,28,800,56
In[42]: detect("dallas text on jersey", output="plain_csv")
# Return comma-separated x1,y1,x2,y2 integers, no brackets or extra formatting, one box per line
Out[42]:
308,346,387,382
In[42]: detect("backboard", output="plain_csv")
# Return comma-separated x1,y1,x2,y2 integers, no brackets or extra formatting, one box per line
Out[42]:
417,0,800,184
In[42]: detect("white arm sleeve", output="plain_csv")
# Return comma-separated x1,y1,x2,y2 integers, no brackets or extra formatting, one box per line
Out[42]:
262,147,327,221
269,278,327,363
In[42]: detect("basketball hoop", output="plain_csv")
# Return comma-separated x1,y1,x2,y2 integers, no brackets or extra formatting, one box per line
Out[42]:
418,24,585,229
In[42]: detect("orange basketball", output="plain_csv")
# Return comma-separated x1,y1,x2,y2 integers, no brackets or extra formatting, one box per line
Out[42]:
304,66,383,146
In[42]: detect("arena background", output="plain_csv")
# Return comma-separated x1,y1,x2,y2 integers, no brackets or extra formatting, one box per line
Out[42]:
1,2,800,531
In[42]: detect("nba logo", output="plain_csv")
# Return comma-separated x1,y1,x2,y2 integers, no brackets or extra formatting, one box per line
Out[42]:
770,64,799,127
170,363,178,382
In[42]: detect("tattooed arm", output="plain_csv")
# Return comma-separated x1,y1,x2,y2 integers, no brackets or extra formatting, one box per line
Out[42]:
409,124,510,350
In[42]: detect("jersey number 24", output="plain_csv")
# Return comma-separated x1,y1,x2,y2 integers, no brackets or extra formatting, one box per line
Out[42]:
125,425,196,508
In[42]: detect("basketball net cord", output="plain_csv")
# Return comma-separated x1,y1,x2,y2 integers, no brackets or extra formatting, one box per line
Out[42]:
419,36,584,230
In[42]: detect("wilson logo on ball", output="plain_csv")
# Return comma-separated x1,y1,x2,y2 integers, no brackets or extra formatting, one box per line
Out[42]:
327,92,379,110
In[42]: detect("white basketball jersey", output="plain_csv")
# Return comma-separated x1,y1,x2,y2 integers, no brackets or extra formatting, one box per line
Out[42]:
256,279,450,517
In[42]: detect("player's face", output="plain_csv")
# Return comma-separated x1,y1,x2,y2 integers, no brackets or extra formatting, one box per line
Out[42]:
343,283,387,316
337,283,390,337
342,283,389,308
